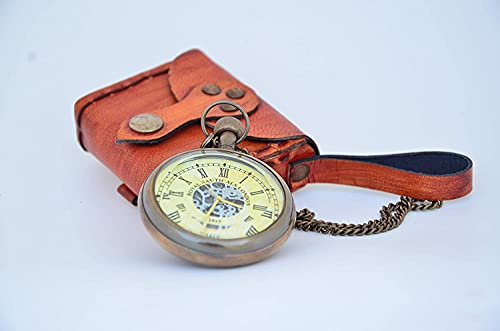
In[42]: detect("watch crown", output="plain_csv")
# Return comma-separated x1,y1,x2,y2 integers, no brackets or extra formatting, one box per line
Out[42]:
213,116,245,139
213,117,245,150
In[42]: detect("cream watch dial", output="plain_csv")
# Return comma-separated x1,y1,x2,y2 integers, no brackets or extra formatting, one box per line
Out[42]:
153,151,285,240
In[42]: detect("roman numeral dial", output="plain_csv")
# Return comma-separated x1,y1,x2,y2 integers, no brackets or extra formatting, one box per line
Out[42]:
154,155,285,240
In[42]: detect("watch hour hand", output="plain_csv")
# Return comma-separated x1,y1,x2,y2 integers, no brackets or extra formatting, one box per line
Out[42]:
205,197,221,221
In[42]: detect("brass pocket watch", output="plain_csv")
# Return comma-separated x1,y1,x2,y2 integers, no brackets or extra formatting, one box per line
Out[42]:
140,101,295,267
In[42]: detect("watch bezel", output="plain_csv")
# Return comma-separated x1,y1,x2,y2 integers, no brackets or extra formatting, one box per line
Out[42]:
139,148,295,267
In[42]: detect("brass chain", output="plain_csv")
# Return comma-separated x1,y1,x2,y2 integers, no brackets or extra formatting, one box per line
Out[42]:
295,196,443,236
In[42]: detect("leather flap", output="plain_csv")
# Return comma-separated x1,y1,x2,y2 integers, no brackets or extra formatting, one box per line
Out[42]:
115,50,261,144
75,49,315,148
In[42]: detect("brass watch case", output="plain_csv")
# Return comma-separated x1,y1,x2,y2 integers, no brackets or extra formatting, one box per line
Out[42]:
139,149,296,267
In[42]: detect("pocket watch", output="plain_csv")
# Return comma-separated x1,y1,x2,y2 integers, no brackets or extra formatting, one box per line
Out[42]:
139,101,295,267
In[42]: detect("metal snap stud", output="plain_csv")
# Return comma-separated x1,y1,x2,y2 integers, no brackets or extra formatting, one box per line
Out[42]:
128,113,164,133
226,87,245,99
219,104,238,112
202,84,221,96
290,164,310,182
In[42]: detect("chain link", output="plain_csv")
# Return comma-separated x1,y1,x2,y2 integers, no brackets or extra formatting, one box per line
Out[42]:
295,196,443,236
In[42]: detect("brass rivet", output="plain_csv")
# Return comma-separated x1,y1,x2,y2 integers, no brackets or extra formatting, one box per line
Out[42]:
220,104,238,112
226,87,245,99
128,113,164,133
290,164,310,182
201,84,221,96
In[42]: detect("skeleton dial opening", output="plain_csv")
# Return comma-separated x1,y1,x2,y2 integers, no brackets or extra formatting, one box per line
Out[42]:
153,152,285,240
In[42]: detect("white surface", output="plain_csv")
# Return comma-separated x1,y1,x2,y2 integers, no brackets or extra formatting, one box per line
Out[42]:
1,1,499,330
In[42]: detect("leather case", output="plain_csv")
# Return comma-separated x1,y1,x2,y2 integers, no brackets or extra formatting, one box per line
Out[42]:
75,49,473,205
75,49,318,205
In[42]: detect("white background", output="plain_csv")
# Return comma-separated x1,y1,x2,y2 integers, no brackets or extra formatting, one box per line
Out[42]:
1,1,499,330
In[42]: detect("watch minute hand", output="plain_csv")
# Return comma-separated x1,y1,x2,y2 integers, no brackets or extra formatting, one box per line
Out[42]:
219,197,243,209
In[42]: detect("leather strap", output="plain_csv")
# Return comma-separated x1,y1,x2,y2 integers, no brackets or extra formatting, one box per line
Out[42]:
289,152,473,200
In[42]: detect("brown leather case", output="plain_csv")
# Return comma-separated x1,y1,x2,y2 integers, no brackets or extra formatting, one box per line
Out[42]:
75,49,473,205
75,49,318,204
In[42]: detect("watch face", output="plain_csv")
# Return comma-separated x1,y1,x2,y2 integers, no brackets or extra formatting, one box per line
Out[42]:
152,149,286,240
